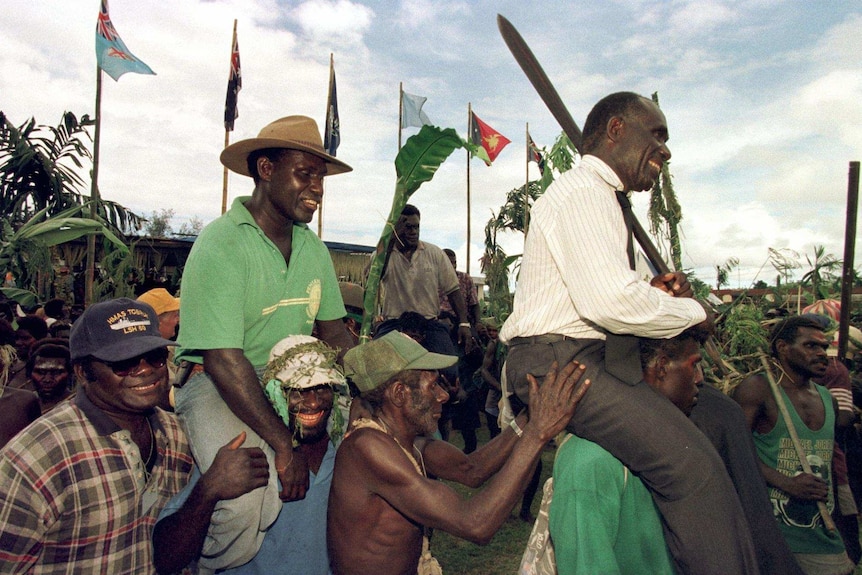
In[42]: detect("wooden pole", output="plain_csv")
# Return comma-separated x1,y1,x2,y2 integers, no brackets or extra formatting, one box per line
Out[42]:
86,65,104,307
758,355,837,532
466,103,472,275
524,122,530,235
838,161,859,362
319,53,335,239
221,19,237,216
221,132,230,215
398,82,403,150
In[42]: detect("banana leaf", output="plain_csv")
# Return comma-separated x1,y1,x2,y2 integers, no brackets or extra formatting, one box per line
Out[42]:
0,287,38,308
360,126,471,340
15,216,128,251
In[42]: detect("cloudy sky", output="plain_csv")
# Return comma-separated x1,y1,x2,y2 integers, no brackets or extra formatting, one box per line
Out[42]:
3,0,861,288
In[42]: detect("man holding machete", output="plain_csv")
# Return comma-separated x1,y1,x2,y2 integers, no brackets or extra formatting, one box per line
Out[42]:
500,92,758,575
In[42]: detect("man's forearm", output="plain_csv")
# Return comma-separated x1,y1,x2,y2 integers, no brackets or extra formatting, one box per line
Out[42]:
447,289,470,324
425,413,526,487
758,459,790,492
315,319,355,363
468,303,480,326
442,428,546,544
153,482,218,574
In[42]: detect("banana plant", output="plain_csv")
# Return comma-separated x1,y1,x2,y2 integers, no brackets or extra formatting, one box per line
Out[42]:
0,204,128,302
359,125,478,341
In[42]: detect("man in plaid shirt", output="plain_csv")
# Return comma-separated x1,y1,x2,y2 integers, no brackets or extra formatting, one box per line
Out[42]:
0,298,267,574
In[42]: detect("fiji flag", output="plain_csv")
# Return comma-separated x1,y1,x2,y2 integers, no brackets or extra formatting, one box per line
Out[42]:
96,0,155,82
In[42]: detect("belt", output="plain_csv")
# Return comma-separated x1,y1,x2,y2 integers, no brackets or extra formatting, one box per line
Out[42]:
508,334,576,347
172,361,205,388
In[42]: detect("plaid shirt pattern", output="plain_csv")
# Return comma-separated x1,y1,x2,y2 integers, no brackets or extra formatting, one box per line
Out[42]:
0,391,194,574
439,270,478,316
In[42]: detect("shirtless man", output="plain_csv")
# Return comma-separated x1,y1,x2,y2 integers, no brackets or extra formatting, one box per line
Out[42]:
328,330,590,575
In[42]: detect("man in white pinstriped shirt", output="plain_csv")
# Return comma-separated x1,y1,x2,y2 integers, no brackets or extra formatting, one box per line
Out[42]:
500,92,758,575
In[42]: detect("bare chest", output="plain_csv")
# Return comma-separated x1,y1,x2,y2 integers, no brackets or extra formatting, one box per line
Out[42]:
781,386,826,430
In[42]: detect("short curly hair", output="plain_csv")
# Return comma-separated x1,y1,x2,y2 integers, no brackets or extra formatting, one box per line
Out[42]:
582,92,650,153
361,369,421,410
769,316,824,357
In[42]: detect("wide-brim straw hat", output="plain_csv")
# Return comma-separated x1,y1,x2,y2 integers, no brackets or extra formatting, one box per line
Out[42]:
220,115,352,177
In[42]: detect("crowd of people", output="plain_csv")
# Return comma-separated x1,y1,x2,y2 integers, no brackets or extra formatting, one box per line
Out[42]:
1,94,862,575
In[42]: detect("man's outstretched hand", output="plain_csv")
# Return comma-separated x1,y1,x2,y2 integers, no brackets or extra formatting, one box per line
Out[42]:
524,361,591,443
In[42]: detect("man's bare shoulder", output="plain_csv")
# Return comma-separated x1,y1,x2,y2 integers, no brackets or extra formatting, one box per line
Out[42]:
341,428,416,479
730,373,775,416
732,373,770,403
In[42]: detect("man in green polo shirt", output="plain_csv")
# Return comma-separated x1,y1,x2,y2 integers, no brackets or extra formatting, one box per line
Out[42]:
174,116,356,572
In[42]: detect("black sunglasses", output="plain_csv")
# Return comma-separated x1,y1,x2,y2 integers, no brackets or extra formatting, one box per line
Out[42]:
101,348,169,377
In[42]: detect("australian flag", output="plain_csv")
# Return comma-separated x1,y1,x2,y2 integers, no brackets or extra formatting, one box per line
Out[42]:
528,133,545,175
224,28,241,131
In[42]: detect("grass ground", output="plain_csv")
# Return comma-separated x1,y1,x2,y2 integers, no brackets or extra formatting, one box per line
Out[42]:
432,425,555,575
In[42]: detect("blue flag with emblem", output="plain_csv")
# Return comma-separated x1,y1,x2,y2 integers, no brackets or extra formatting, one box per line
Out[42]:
95,0,155,82
324,56,340,156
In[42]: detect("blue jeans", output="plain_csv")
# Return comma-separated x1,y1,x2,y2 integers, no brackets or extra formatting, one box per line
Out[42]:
174,371,281,571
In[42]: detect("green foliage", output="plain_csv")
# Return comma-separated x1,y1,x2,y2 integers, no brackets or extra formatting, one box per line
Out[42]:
538,132,577,192
685,270,712,301
715,257,739,289
1,110,144,303
481,133,576,321
768,247,801,285
0,111,93,226
178,216,204,236
92,239,137,301
722,304,768,357
144,208,175,238
801,244,841,301
647,93,684,271
1,111,142,234
360,126,467,340
0,204,128,298
0,287,38,308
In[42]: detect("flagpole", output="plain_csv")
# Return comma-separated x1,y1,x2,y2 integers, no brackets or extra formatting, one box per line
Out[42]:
398,82,403,150
85,66,104,307
221,20,237,215
466,103,472,275
524,122,530,235
320,53,334,238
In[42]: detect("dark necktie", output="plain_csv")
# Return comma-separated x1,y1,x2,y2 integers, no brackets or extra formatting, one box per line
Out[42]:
605,190,643,385
615,190,636,271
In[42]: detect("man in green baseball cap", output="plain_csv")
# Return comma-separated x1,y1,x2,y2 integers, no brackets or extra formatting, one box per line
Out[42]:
328,331,591,575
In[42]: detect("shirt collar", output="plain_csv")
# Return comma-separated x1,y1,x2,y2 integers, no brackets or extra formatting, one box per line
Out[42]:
74,387,163,437
227,196,309,232
582,155,625,192
75,388,121,436
396,240,425,256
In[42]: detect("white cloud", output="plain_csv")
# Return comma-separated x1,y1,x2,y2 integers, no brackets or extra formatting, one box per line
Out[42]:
2,0,861,289
290,0,374,44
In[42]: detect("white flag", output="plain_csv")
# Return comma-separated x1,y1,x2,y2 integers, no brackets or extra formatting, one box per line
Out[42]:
401,91,432,129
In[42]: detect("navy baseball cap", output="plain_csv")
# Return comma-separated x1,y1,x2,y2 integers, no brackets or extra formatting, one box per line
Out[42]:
70,298,177,362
